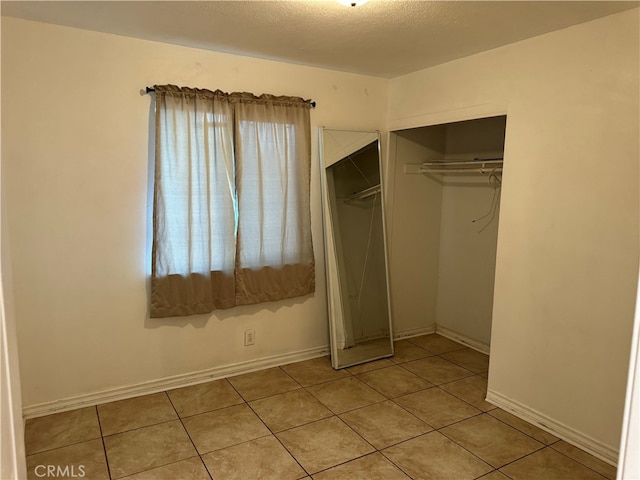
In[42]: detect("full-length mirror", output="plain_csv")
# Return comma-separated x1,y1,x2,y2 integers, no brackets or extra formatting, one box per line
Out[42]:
320,128,393,369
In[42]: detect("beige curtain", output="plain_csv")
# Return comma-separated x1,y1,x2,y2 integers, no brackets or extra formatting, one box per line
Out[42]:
151,85,314,318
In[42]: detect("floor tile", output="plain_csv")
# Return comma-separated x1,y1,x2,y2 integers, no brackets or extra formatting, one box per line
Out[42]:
406,334,466,354
402,356,474,385
340,400,432,449
440,414,544,467
478,471,511,480
395,388,481,428
228,367,301,401
277,416,375,474
312,452,410,480
24,407,101,455
382,431,493,480
500,447,608,480
346,358,394,375
26,438,109,480
120,457,209,480
98,392,177,436
202,435,306,480
182,403,270,454
104,420,196,479
551,441,616,479
306,376,385,414
166,379,243,417
356,366,432,398
281,356,350,387
249,389,333,432
440,347,490,373
389,340,432,364
23,334,619,480
439,375,495,411
488,409,560,445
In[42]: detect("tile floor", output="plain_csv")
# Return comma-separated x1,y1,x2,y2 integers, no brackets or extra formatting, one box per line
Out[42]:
24,334,617,480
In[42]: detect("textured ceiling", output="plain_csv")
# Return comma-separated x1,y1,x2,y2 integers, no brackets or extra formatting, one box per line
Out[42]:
2,1,638,78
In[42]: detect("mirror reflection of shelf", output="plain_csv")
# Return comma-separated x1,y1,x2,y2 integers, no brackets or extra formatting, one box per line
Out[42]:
404,158,503,175
347,184,381,201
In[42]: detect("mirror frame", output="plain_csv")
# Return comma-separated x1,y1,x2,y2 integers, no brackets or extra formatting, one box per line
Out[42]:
319,127,394,369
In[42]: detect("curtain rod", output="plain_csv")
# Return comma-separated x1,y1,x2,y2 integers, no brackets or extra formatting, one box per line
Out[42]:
145,87,316,108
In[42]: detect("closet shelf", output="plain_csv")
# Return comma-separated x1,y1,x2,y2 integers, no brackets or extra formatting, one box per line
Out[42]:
405,158,503,175
347,184,381,201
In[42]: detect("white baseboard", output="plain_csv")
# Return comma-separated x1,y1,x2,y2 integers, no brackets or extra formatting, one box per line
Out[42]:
435,325,490,354
23,345,330,419
393,323,436,340
486,388,618,466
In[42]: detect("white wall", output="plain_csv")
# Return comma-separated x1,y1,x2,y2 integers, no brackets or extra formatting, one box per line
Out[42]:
387,128,445,335
388,8,639,459
1,17,389,409
0,208,27,480
617,271,640,479
0,44,27,477
3,8,638,464
436,176,500,347
436,117,506,346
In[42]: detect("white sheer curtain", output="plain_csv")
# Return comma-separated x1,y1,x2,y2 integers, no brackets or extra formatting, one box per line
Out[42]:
234,97,314,305
151,86,314,317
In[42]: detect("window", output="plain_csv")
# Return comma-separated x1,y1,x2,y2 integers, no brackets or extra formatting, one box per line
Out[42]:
151,86,314,318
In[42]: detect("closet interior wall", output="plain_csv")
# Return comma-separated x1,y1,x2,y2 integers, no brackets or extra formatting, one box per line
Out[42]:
389,116,506,347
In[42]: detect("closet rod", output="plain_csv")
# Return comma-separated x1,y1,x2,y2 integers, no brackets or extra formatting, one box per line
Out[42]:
421,159,503,168
347,184,381,201
420,167,503,175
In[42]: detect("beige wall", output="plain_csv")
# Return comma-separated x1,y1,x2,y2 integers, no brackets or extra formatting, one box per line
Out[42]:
389,8,639,456
1,17,389,407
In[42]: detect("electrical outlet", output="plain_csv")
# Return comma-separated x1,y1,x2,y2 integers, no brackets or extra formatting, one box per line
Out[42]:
244,329,255,346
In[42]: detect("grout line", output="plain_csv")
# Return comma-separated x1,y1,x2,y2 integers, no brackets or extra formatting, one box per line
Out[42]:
228,374,329,477
240,386,312,477
380,447,422,479
164,391,214,480
497,445,550,472
549,445,615,480
277,364,308,387
95,405,113,480
100,417,179,439
487,408,560,446
499,468,517,479
24,435,106,458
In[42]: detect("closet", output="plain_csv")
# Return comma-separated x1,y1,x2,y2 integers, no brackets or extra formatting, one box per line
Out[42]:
389,116,507,351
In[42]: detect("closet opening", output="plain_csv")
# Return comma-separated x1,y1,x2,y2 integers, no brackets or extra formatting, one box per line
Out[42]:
389,115,507,359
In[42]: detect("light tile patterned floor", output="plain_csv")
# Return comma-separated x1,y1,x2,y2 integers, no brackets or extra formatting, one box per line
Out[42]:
23,334,617,480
